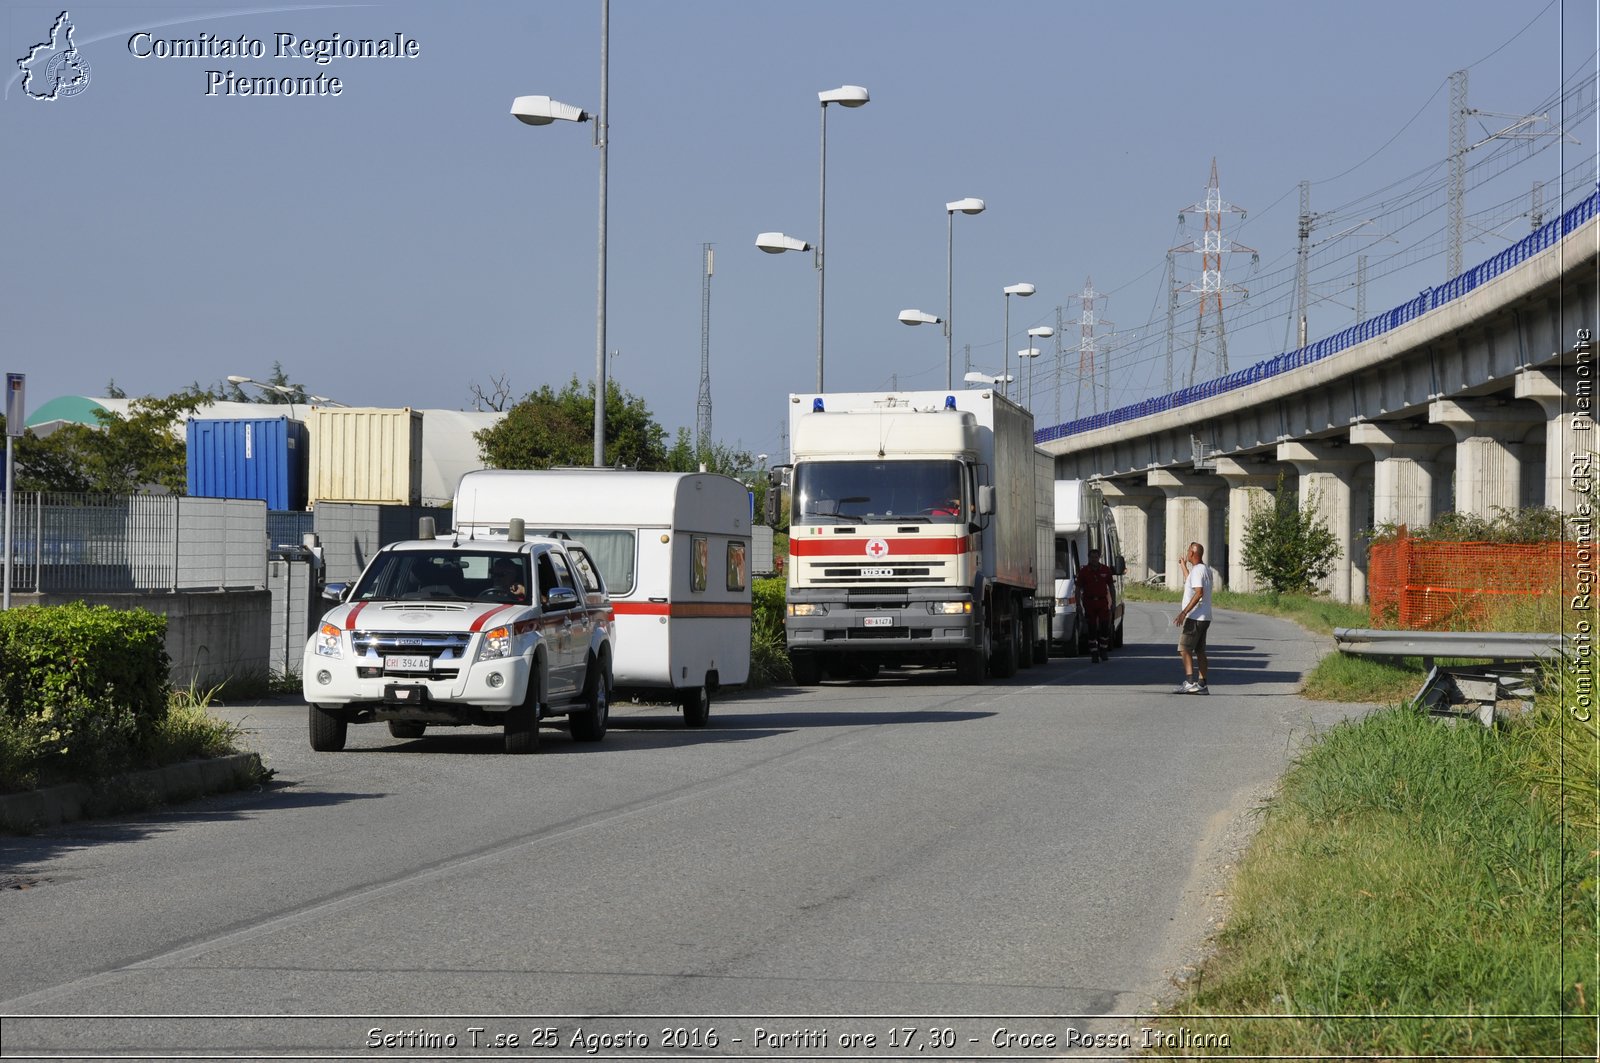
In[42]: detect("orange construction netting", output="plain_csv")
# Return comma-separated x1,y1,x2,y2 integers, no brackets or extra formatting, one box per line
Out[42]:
1367,536,1573,628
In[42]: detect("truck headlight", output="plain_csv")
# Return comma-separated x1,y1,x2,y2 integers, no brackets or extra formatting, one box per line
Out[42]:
788,603,826,617
314,622,343,659
933,601,972,615
480,625,512,661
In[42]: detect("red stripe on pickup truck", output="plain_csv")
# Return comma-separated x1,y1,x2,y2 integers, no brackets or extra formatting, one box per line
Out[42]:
789,536,970,557
343,602,367,630
470,605,514,632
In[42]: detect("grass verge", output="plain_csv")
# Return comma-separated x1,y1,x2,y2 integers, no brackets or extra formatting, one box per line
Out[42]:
1147,699,1598,1057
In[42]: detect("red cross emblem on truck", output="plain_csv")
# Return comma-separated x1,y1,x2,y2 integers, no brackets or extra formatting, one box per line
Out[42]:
866,538,889,558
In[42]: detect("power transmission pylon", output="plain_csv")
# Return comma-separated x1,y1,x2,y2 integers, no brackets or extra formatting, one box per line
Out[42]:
696,243,713,455
1172,158,1253,384
1073,277,1112,418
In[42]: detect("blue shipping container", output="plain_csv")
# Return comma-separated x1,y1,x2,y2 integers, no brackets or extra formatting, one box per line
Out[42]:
187,417,308,511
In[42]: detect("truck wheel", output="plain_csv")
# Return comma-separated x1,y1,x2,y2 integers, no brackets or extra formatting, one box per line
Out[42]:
1014,619,1033,670
308,705,347,752
955,648,986,683
990,626,1018,678
1112,620,1125,648
680,682,711,728
505,667,543,754
791,652,820,686
1033,622,1049,665
388,721,426,740
570,654,611,742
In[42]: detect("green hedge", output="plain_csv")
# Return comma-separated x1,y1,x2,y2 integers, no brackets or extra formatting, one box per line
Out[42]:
0,603,171,788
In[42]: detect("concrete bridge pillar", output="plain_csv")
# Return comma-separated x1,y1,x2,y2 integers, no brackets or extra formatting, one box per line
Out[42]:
1212,457,1287,594
1515,367,1597,513
1095,479,1162,584
1428,398,1544,518
1348,422,1454,532
1276,441,1365,603
1148,469,1224,593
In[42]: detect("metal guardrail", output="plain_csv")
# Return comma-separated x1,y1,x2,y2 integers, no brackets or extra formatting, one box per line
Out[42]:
1333,628,1565,664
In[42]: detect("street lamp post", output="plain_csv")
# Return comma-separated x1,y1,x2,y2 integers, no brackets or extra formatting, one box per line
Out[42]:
227,374,305,420
1017,348,1041,409
963,370,1013,389
944,198,986,389
511,0,609,467
815,85,869,393
1001,282,1035,398
1025,326,1054,410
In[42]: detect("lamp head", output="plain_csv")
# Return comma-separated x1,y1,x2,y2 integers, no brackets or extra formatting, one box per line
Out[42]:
945,197,986,215
511,95,590,126
819,85,869,107
1003,283,1036,297
1018,348,1042,359
225,375,251,384
1027,326,1055,338
898,309,941,326
755,232,811,254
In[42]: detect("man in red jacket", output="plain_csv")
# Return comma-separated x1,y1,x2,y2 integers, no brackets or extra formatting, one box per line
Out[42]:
1077,547,1117,662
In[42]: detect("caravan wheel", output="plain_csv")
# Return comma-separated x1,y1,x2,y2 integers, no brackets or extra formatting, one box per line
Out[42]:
680,683,711,728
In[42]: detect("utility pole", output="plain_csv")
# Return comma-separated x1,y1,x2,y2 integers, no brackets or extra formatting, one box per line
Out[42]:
1073,278,1111,418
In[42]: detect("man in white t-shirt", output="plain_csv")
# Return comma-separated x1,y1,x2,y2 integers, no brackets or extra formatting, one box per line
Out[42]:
1172,541,1213,694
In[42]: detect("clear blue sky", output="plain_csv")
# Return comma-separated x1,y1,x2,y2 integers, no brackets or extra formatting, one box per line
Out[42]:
5,1,1594,463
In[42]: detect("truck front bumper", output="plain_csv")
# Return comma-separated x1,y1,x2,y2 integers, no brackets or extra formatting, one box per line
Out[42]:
786,587,977,653
302,649,533,715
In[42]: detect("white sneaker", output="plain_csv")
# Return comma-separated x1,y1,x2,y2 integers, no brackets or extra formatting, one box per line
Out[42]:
1176,679,1198,694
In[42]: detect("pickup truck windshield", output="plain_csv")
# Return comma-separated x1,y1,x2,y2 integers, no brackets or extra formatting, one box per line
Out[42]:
352,551,532,604
792,460,966,524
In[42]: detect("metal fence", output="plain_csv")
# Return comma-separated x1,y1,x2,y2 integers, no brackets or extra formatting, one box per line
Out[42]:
5,493,267,594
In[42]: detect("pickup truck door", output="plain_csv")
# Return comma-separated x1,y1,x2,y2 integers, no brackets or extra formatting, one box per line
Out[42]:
536,551,581,697
548,550,592,675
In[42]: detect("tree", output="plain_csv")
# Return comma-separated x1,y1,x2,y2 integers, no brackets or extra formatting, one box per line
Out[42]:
13,391,206,494
1240,472,1342,595
475,376,667,471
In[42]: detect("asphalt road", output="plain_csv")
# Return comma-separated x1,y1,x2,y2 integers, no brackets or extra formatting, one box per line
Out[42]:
0,603,1367,1059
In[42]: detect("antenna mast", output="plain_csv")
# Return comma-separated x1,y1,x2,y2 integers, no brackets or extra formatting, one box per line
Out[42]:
697,243,713,455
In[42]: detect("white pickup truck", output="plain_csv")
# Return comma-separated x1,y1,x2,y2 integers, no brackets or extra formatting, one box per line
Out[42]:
301,532,614,754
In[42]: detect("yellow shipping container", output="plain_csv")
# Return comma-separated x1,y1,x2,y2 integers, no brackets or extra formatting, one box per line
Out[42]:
307,407,423,506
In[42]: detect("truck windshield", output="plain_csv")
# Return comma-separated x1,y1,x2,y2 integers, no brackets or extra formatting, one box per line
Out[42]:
792,460,965,524
352,551,529,604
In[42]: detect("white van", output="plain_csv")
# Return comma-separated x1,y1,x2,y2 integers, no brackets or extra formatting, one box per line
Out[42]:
1051,479,1126,655
452,469,753,726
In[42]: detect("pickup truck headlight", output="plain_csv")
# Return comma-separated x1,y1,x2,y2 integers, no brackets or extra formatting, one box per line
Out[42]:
314,622,343,659
788,603,826,617
933,601,972,614
479,625,512,661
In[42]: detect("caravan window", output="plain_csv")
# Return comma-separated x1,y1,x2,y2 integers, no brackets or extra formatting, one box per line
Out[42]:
532,528,635,596
726,541,747,592
691,536,708,592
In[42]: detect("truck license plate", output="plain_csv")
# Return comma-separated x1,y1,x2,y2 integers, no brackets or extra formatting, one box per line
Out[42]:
385,655,432,673
863,615,894,628
860,567,892,578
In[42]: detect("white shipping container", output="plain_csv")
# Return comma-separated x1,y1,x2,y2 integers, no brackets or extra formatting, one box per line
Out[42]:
308,407,423,506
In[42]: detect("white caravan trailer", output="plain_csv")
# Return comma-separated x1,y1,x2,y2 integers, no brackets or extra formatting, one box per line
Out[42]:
453,469,752,726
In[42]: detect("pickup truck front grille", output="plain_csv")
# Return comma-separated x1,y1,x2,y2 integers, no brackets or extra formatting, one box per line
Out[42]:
351,631,473,679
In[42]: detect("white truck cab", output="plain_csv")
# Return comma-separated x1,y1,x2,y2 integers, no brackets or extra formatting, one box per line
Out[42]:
302,531,614,754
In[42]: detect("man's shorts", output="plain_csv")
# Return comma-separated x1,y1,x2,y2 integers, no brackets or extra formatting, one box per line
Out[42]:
1179,617,1211,652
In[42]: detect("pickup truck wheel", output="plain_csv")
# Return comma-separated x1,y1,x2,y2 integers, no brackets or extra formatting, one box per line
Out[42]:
1112,619,1125,648
570,655,611,742
504,667,543,754
388,721,426,740
308,705,347,752
791,652,820,686
680,682,711,728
